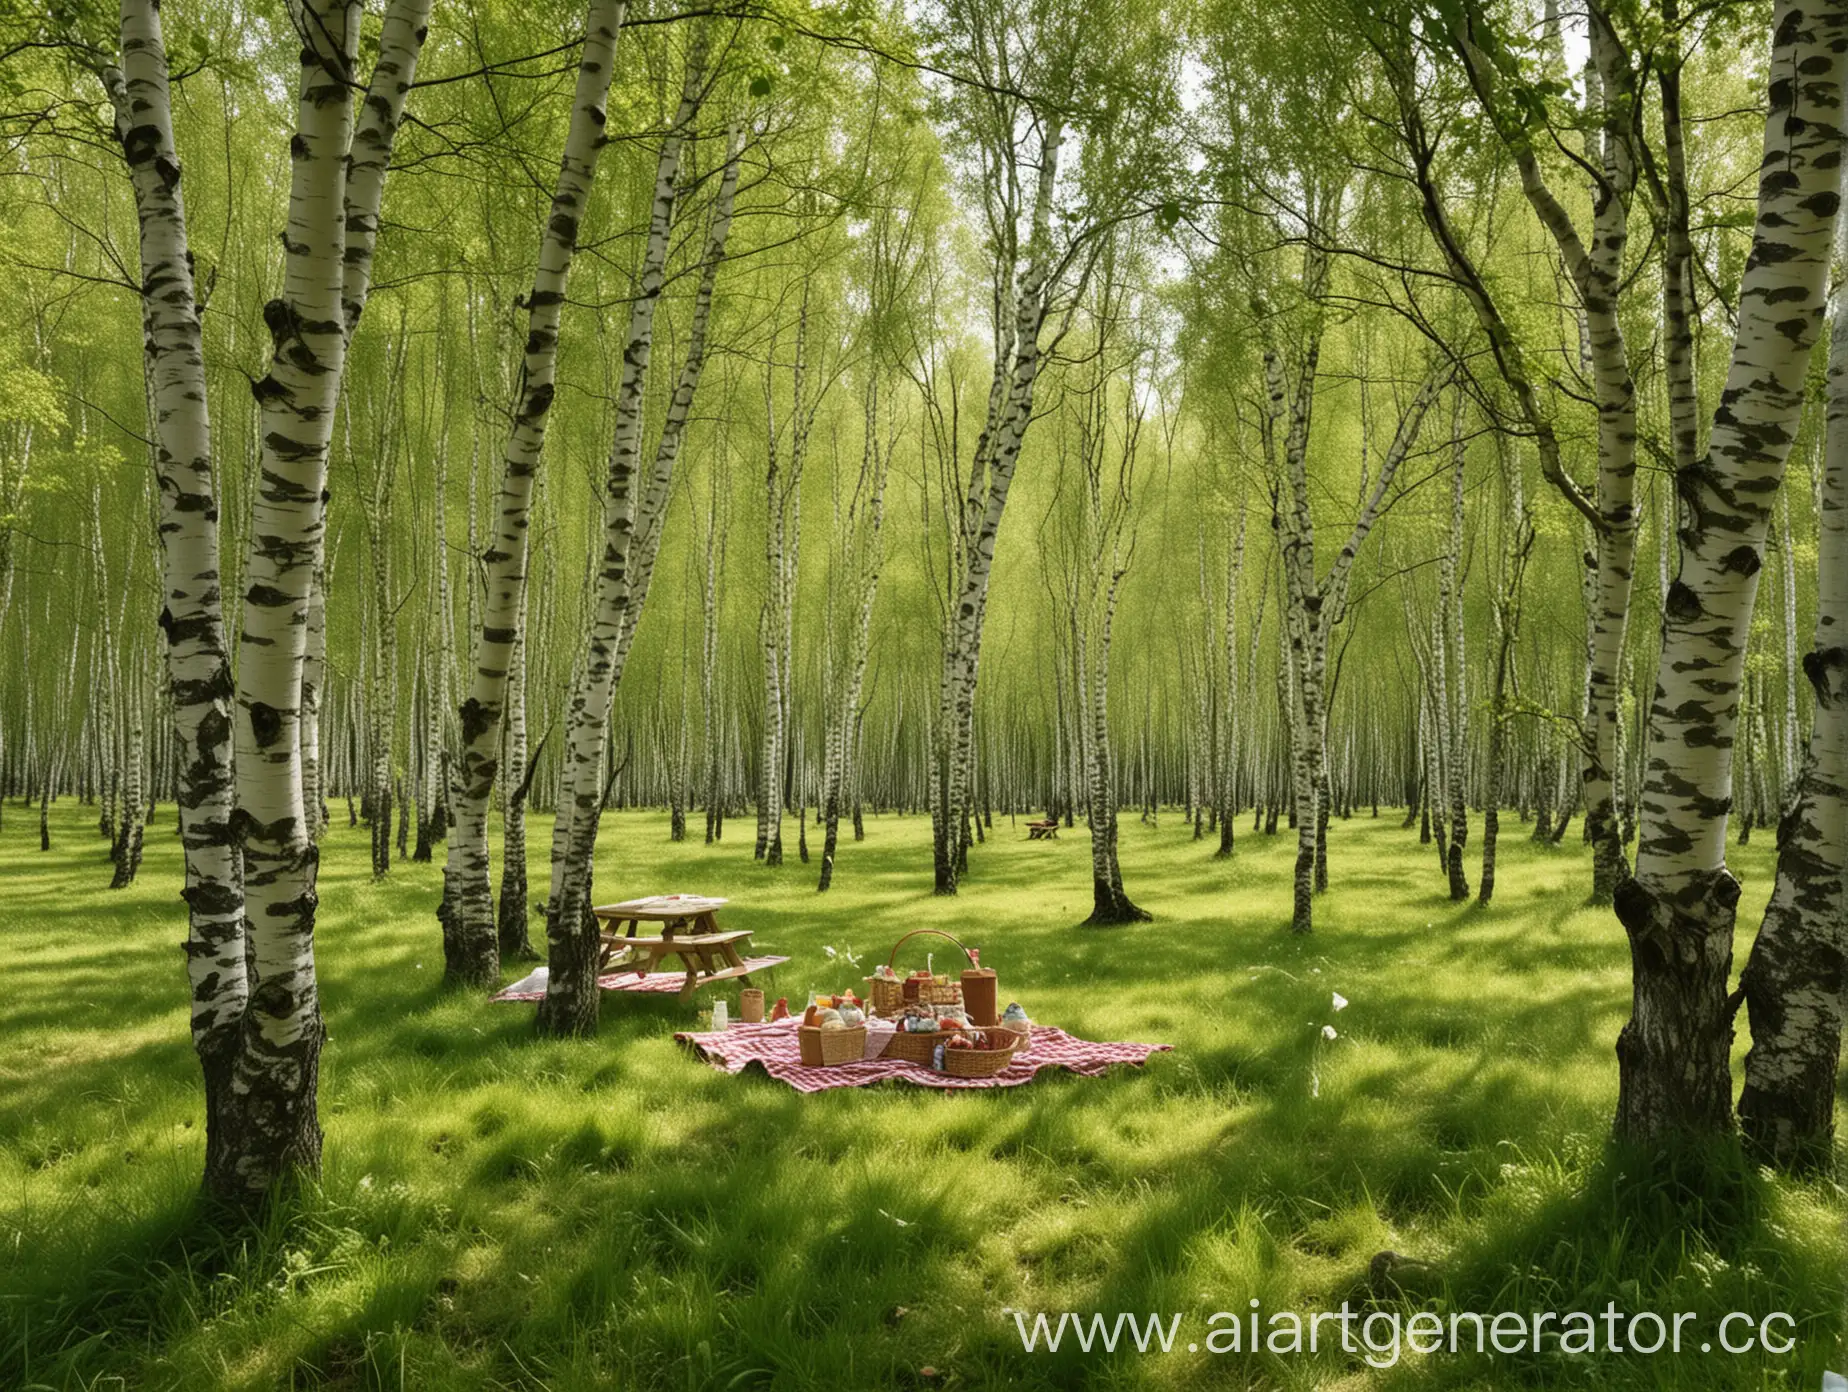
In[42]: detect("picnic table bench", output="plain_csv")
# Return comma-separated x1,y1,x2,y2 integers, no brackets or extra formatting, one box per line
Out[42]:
592,895,761,1001
1027,818,1060,840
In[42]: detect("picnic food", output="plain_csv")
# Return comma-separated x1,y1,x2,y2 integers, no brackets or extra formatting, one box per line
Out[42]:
934,1026,1022,1077
797,1000,868,1065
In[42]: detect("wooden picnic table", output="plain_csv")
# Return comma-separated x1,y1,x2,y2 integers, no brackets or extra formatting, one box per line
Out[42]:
1027,818,1060,840
592,896,759,1001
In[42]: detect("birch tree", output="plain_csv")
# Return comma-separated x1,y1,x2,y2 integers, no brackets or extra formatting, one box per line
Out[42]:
818,379,891,892
754,284,817,868
97,0,430,1198
1380,1,1644,903
441,0,631,987
1478,437,1535,906
538,48,742,1035
921,0,1177,895
1610,0,1848,1145
1733,180,1848,1169
1055,247,1154,923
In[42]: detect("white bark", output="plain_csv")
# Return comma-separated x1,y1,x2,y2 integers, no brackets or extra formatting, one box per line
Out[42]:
1736,169,1848,1166
102,0,246,1175
1613,0,1848,1144
442,0,630,987
933,116,1065,893
540,40,719,1035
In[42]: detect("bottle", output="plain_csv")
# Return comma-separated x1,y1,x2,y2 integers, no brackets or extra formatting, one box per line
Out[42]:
712,1000,729,1030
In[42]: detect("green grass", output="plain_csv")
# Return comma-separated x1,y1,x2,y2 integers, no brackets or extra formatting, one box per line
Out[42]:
0,801,1841,1390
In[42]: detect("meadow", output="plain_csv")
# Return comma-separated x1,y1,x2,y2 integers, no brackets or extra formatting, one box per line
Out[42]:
1,802,1841,1391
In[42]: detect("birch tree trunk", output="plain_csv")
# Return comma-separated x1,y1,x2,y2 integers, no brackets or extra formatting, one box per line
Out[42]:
757,294,813,867
216,0,366,1191
1611,0,1848,1145
1214,499,1247,858
819,382,890,892
102,0,245,1198
441,0,629,988
213,0,427,1196
1396,8,1640,902
539,48,730,1036
701,458,729,844
1272,309,1445,932
1441,402,1470,902
932,118,1064,894
301,557,327,841
1479,444,1534,906
497,616,536,961
415,430,453,861
1083,566,1145,923
110,663,144,888
1734,202,1848,1169
365,444,395,878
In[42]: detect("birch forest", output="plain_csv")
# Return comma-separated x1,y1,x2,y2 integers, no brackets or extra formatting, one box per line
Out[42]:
2,0,1846,1386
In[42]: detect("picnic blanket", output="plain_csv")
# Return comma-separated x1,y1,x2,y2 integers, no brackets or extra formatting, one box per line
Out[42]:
674,1018,1170,1092
490,957,789,1002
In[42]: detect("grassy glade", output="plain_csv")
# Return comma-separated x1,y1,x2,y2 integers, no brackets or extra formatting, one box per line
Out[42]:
0,801,1841,1390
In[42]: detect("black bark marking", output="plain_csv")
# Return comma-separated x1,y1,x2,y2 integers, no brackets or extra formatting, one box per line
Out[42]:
1720,545,1763,575
249,701,283,748
1665,580,1703,620
459,697,492,745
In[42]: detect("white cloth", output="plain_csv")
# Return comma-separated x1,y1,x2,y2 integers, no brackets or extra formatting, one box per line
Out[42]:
863,1019,898,1060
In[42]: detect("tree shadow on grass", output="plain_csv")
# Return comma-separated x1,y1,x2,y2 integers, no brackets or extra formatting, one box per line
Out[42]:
1371,1139,1841,1390
1038,1132,1834,1392
0,1176,409,1387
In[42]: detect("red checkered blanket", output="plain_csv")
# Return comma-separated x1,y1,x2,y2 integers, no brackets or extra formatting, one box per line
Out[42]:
674,1018,1170,1092
489,956,789,1002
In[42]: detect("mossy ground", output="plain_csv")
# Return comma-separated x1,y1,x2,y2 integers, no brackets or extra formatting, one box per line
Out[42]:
1,801,1841,1389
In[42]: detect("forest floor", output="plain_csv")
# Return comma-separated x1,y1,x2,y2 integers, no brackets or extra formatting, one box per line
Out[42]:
0,802,1841,1391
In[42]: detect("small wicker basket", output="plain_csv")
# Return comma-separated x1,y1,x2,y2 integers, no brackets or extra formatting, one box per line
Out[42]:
881,1026,1020,1075
868,929,977,1019
882,1028,951,1065
798,1025,867,1067
940,1030,1022,1078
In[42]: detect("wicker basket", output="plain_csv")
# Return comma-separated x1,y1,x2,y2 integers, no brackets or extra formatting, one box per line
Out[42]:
867,929,978,1019
798,1025,867,1067
882,1028,952,1065
867,975,907,1018
881,1026,1020,1075
941,1030,1022,1078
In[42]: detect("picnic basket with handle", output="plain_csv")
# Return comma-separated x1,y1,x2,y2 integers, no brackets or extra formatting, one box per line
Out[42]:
868,928,976,1018
798,1024,867,1067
